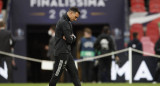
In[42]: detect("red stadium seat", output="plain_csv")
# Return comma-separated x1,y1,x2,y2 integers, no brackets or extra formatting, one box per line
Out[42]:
131,5,146,12
149,0,160,3
0,0,3,13
140,36,155,56
146,22,159,44
149,0,160,13
151,17,160,24
130,0,146,12
130,23,144,40
131,0,145,5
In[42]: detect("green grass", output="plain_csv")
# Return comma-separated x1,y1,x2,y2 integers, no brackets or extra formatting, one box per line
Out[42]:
0,83,160,86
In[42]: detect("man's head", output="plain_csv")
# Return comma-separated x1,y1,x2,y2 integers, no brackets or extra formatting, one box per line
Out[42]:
102,26,110,34
133,32,138,39
0,21,5,30
67,7,80,22
48,25,55,36
84,27,92,38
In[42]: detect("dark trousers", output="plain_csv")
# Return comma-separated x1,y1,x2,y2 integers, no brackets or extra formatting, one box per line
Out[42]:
81,61,94,82
49,53,81,86
153,62,160,82
98,57,111,82
0,56,13,82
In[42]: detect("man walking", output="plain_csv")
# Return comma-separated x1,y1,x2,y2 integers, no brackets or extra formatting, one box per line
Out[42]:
79,27,96,82
153,37,160,83
49,7,81,86
0,21,16,82
45,25,56,61
128,32,142,55
94,26,119,82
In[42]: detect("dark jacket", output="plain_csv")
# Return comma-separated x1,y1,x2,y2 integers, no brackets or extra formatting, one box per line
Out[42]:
128,39,142,50
155,38,160,61
47,36,55,60
94,33,115,55
54,14,76,56
128,38,142,55
0,29,15,56
155,38,160,55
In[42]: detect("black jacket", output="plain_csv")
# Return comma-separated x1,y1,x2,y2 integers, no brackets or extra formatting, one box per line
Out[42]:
155,38,160,61
0,29,15,54
155,38,160,55
128,38,142,51
94,33,115,55
128,38,142,55
47,36,55,60
54,14,76,56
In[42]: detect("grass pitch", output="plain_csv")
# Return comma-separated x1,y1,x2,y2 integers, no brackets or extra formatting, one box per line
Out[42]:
0,83,160,86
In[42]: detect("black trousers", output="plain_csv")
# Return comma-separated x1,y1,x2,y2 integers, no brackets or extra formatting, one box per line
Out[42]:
153,62,160,81
0,56,13,82
98,56,111,82
49,53,81,86
81,61,94,82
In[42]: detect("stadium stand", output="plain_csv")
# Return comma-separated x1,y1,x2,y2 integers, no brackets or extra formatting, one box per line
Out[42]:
130,0,146,12
152,17,160,24
149,0,160,13
146,22,159,44
140,36,155,56
0,0,2,13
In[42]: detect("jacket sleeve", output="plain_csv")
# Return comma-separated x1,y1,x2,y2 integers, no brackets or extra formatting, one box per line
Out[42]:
9,32,16,47
72,34,76,42
62,21,74,44
109,37,115,51
139,43,143,51
109,36,118,56
155,41,160,54
94,36,101,50
77,39,82,53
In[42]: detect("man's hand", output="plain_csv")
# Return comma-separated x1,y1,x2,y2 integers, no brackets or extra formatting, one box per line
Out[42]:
12,59,18,70
115,56,120,65
63,34,76,41
63,36,66,40
115,56,119,61
12,60,16,67
45,45,49,50
71,34,76,39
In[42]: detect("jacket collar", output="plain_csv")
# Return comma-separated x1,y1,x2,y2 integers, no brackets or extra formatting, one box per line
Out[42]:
133,38,139,41
63,13,70,21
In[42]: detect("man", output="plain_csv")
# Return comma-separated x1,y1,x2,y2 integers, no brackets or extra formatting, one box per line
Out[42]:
45,25,56,60
128,32,142,55
0,21,16,82
78,28,96,82
153,38,160,83
94,26,119,82
49,7,81,86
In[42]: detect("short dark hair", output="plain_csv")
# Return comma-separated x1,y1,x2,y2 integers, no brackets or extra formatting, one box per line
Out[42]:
69,7,80,15
84,27,92,34
102,26,110,34
133,32,138,38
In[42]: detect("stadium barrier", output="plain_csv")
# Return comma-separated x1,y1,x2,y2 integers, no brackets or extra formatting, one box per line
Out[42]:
0,47,160,83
